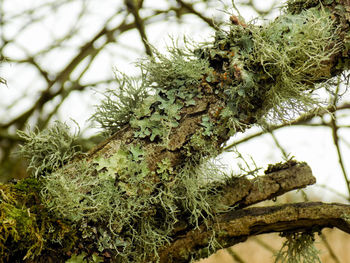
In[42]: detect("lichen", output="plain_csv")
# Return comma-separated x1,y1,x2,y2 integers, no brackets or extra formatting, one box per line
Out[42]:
17,121,81,177
14,1,347,262
275,232,321,263
250,7,340,120
40,141,225,262
91,70,149,134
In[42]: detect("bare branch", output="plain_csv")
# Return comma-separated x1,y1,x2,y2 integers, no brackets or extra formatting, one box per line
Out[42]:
159,202,350,262
218,162,315,209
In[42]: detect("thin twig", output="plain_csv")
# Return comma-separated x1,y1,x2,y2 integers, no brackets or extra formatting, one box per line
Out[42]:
252,236,277,254
226,247,247,263
317,184,349,201
320,232,341,263
125,0,153,56
176,0,219,29
223,103,350,152
330,80,350,200
270,131,288,159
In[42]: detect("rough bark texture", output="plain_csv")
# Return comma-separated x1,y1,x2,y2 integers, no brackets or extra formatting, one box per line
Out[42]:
159,202,350,262
219,161,315,208
2,0,350,262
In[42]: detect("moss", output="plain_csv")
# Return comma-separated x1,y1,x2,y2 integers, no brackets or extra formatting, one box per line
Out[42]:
0,181,76,262
286,0,321,14
265,159,298,174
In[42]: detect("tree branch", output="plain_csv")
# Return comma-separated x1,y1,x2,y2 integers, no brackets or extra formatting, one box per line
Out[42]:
3,1,350,262
159,202,350,262
218,161,315,209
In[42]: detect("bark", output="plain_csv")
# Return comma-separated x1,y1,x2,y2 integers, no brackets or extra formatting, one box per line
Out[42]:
2,0,350,262
159,202,350,262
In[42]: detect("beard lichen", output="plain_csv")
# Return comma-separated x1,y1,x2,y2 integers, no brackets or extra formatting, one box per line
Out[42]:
275,232,321,263
198,6,340,126
250,7,341,120
14,1,347,262
40,139,226,262
17,121,81,177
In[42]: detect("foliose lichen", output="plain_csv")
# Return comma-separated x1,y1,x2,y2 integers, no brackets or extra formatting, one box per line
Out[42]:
15,1,347,262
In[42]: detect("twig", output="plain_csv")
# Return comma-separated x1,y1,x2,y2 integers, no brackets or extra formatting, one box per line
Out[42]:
226,247,247,263
125,0,153,56
320,232,341,263
223,103,350,152
330,81,350,200
252,237,277,254
270,131,288,159
175,0,219,29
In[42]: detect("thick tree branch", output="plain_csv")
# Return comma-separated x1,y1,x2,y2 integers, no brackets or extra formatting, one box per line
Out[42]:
218,161,315,209
171,161,316,236
159,202,350,262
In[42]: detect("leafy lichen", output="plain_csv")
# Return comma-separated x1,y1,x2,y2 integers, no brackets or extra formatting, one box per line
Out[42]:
40,139,225,262
14,1,347,262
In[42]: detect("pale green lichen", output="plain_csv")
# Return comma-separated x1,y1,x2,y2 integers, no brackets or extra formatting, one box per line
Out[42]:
143,43,211,92
17,121,81,177
91,70,149,134
250,7,340,120
40,141,225,261
16,2,346,262
93,42,210,142
275,232,321,263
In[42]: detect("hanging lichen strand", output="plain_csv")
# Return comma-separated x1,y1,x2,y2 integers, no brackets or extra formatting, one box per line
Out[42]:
13,1,350,262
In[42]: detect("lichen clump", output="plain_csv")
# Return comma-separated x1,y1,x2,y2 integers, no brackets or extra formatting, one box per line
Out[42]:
41,144,224,262
275,232,321,263
15,3,343,262
17,121,81,177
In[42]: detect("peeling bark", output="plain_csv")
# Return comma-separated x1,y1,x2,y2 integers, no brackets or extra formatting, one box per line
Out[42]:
159,202,350,263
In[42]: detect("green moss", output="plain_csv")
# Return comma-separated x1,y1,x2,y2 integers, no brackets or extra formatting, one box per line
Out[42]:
0,182,76,262
286,0,322,14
